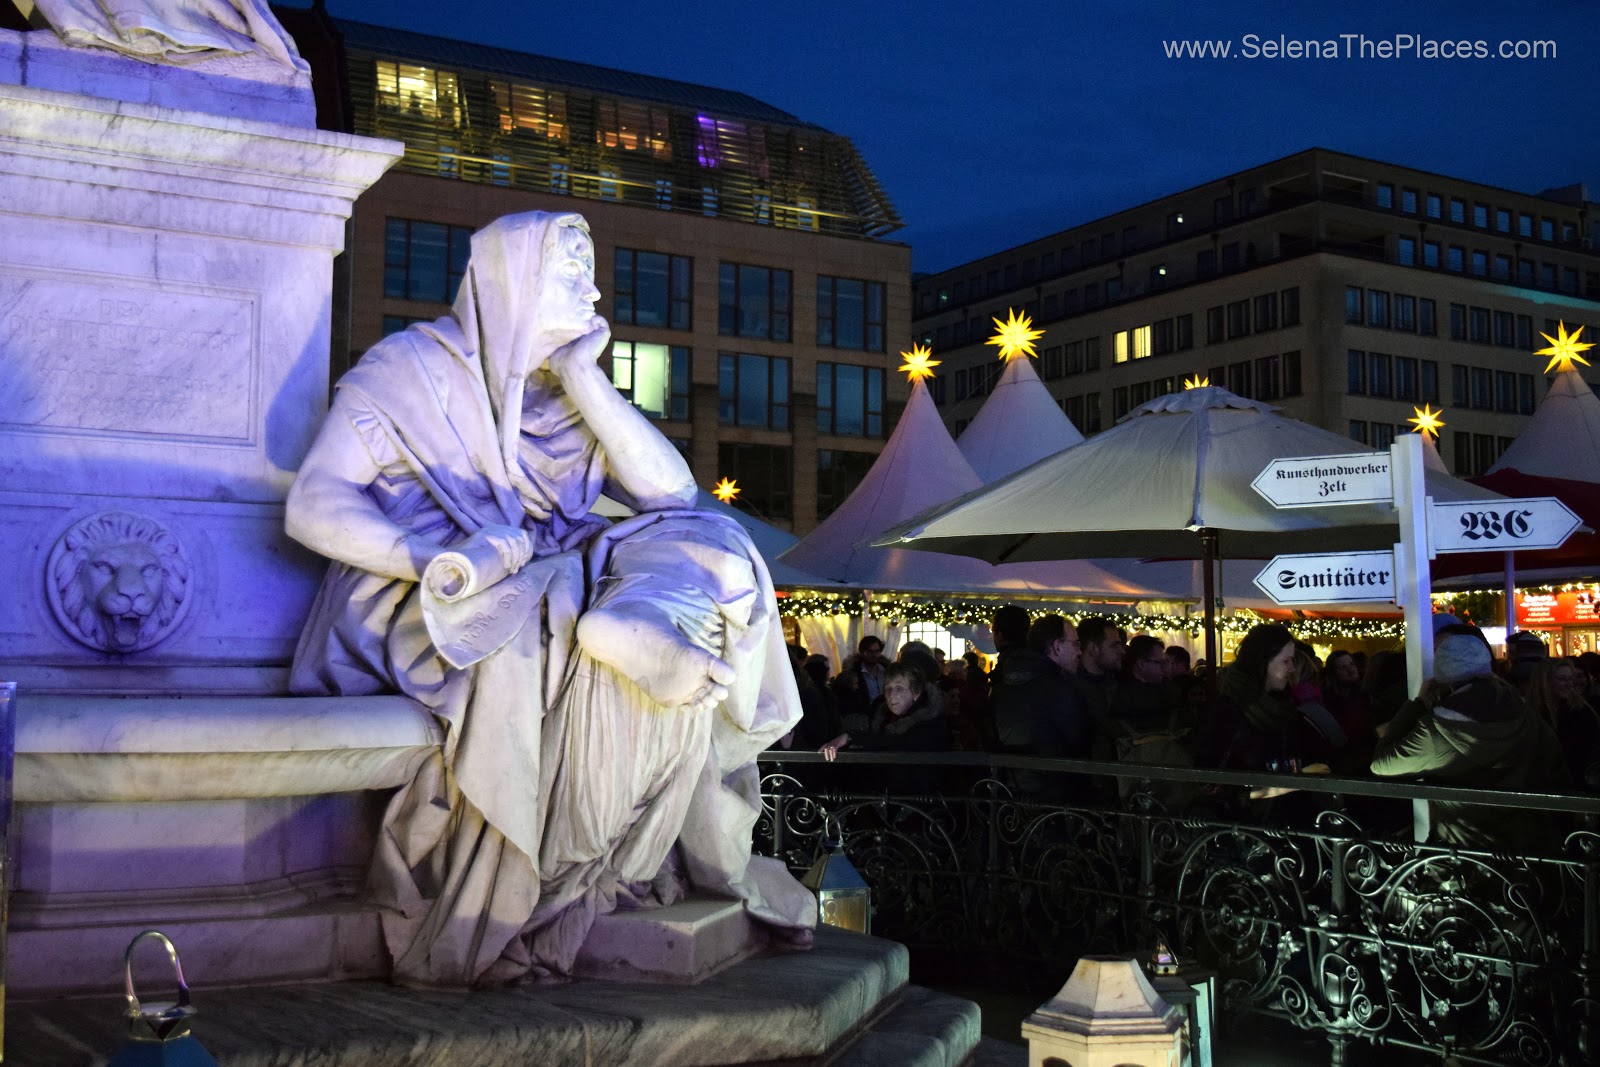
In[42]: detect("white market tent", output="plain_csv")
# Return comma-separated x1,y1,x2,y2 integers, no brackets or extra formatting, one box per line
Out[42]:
778,376,1195,599
956,355,1084,481
1434,366,1600,587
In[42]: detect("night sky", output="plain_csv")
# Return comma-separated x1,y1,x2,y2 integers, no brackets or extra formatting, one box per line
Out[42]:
319,0,1600,274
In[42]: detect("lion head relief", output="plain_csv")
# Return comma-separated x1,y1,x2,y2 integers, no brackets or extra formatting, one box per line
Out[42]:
46,511,193,654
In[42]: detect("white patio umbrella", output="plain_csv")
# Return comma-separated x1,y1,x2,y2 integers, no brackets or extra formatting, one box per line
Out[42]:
876,386,1502,661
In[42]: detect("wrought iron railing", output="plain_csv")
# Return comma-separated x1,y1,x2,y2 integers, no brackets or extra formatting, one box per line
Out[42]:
755,751,1600,1067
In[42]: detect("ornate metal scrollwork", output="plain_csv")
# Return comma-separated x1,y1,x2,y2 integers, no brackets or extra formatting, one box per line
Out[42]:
757,762,1599,1066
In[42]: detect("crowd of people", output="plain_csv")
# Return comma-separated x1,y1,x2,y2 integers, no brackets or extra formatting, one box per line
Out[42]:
773,611,1600,849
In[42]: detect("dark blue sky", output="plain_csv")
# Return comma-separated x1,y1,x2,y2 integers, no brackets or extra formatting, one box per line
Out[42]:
324,0,1600,273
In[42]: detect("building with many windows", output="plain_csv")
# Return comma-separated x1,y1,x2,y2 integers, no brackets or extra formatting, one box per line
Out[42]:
913,148,1600,476
278,9,910,533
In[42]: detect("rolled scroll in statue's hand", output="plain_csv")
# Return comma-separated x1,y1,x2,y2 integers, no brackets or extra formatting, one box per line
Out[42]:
425,532,519,603
421,529,580,670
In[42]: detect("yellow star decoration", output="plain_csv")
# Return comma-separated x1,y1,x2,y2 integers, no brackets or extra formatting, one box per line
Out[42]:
712,477,740,504
1534,321,1594,374
986,308,1044,362
1183,373,1211,390
898,343,941,382
1408,404,1446,439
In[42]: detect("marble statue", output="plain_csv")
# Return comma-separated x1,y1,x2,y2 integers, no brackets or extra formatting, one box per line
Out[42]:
285,211,814,987
25,0,307,69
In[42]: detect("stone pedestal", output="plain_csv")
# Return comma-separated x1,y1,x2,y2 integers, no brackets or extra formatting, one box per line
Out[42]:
10,694,440,996
0,35,407,992
573,898,764,984
0,39,400,695
5,927,987,1067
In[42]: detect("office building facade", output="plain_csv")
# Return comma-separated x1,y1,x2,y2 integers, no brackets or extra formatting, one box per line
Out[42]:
280,10,911,533
913,148,1599,476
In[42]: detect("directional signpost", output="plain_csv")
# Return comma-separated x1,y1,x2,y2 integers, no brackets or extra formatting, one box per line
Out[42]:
1251,437,1585,698
1252,550,1396,605
1427,497,1582,555
1251,453,1395,508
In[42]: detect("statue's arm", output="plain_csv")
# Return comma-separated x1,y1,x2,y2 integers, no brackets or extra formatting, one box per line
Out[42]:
550,321,696,512
284,406,444,582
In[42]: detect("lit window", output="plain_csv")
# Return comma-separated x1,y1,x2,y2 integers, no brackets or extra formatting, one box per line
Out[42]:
611,342,690,421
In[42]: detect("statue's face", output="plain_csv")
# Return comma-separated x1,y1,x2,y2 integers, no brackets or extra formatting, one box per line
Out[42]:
535,225,601,345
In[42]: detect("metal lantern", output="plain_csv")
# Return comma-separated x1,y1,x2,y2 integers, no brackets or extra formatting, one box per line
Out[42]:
107,931,219,1067
1146,942,1216,1067
800,822,871,934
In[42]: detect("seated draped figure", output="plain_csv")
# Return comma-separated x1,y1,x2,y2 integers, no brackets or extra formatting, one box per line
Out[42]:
285,210,814,987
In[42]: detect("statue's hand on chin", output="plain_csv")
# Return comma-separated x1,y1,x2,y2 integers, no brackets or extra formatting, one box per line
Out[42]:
546,317,610,381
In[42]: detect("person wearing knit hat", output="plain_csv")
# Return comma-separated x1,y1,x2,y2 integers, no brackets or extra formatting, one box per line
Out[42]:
1372,623,1567,848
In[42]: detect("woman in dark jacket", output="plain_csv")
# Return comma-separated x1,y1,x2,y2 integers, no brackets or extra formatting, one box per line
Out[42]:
1191,624,1343,774
820,663,951,757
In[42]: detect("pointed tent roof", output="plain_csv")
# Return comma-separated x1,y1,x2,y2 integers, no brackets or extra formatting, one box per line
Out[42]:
779,379,998,590
1434,369,1600,585
1489,369,1600,482
1422,431,1448,473
956,356,1085,481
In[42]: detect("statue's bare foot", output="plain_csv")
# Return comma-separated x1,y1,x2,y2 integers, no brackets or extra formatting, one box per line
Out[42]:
578,604,735,711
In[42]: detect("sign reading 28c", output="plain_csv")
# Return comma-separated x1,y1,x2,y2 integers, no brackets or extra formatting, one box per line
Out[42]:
1428,497,1583,555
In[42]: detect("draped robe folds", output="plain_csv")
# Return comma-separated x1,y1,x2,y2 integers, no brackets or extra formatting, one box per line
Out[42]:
287,214,814,986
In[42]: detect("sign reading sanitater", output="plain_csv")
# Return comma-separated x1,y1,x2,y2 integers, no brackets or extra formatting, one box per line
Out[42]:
1251,453,1393,508
1253,550,1397,605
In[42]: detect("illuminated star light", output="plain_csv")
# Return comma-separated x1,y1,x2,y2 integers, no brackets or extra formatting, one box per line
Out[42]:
1534,321,1594,374
712,477,740,503
1408,404,1446,439
898,343,941,382
986,308,1044,362
1183,373,1211,390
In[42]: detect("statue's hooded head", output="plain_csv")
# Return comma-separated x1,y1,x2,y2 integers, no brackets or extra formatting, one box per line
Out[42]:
451,212,598,495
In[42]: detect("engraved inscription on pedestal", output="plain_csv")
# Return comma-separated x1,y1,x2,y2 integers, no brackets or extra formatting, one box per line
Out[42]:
46,511,194,654
0,268,258,444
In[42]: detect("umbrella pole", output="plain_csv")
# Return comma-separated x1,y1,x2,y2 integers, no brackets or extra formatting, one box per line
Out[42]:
1201,528,1219,691
1503,552,1516,638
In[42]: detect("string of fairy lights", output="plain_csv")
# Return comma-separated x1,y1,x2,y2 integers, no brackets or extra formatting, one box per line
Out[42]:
722,319,1596,644
773,590,1409,640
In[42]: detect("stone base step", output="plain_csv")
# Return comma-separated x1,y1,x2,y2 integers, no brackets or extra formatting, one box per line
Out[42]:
4,926,984,1066
829,985,982,1067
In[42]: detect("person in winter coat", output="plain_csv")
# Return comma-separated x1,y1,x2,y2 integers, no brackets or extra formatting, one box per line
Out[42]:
1189,624,1343,775
1371,626,1568,849
1526,657,1600,789
819,663,950,759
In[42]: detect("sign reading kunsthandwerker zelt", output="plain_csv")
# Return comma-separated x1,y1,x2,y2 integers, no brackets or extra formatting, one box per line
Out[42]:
1253,550,1397,605
1251,453,1394,508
